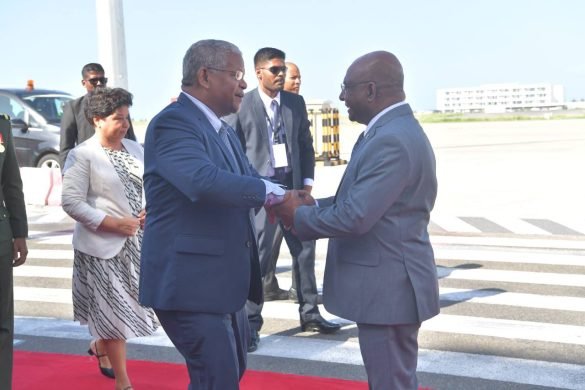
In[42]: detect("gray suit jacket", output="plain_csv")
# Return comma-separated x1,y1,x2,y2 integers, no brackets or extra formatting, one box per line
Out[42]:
294,104,439,325
225,88,314,190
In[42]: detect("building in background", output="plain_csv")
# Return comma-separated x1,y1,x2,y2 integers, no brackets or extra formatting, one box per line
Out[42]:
436,83,564,113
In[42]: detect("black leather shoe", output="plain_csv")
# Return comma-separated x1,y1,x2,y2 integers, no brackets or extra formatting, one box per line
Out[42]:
264,288,290,301
248,330,260,353
300,315,341,334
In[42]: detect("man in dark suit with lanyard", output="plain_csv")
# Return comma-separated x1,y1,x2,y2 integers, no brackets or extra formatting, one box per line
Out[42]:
226,47,340,353
0,114,28,390
59,63,136,166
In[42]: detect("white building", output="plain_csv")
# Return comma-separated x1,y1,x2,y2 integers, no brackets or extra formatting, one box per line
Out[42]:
436,83,565,113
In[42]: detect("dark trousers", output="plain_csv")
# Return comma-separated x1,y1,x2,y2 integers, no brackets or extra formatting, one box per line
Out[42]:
268,225,319,314
0,241,14,390
154,307,249,390
247,207,320,332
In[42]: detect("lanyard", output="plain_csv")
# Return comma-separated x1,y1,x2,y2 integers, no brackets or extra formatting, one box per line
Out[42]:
263,105,282,134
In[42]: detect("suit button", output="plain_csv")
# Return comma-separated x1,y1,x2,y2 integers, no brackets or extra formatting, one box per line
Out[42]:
245,241,252,248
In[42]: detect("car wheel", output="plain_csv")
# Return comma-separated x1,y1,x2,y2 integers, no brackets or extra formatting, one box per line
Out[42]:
37,153,61,169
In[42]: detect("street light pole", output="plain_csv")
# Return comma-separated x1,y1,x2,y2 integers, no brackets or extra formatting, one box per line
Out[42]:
96,0,129,90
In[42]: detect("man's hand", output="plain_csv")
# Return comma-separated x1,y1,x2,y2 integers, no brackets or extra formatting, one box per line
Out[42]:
264,191,287,224
271,190,315,228
12,237,28,267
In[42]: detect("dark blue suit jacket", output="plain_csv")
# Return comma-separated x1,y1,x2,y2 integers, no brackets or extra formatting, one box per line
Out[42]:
139,93,266,314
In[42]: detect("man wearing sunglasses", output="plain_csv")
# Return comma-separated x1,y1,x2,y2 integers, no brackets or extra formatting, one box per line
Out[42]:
225,47,340,353
59,63,136,166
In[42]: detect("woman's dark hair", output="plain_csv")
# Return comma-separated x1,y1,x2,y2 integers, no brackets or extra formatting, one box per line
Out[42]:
84,87,133,125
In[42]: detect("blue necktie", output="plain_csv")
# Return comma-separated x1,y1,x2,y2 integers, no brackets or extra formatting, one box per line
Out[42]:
219,122,239,173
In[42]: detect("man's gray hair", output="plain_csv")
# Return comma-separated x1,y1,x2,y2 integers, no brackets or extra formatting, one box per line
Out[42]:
182,39,242,86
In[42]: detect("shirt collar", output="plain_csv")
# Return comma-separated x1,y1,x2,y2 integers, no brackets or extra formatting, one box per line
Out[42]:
181,91,222,133
258,88,281,113
364,101,408,135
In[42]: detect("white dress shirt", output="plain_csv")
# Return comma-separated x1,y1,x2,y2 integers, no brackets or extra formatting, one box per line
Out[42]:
257,89,314,187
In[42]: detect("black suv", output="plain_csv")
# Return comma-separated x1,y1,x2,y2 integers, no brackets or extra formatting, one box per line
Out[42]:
0,87,73,168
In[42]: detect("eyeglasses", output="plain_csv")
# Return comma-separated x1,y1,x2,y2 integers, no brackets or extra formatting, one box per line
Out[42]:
259,66,287,75
340,81,398,94
86,77,108,86
207,67,245,81
340,81,371,94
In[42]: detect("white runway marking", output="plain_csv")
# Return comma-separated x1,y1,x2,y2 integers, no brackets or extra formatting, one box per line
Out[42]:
29,234,73,245
14,316,585,390
489,216,552,235
15,287,71,304
438,267,585,287
27,249,73,260
14,266,71,279
423,314,585,345
435,247,585,266
430,214,482,233
440,287,585,312
431,234,585,250
15,285,585,313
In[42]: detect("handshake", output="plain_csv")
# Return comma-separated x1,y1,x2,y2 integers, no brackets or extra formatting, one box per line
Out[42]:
265,189,316,229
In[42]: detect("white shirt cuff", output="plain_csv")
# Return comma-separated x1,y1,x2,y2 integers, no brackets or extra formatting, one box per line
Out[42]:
261,179,285,196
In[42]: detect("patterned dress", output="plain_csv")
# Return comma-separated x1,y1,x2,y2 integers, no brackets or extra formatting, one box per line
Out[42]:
72,147,158,339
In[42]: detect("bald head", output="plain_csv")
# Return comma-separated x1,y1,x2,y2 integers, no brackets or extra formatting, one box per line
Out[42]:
284,61,301,94
351,51,404,96
340,51,406,124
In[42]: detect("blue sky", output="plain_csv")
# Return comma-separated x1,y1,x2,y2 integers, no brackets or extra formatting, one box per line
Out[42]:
1,0,583,119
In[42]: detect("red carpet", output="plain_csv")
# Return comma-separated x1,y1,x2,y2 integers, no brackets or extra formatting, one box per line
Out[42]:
14,350,369,389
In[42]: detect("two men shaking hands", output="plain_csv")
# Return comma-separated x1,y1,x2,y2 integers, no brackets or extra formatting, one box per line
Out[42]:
266,189,314,229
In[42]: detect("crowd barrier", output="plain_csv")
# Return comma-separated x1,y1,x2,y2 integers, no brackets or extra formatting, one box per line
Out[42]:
20,167,62,206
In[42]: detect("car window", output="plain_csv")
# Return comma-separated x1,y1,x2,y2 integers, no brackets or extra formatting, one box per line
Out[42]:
0,95,25,120
23,95,71,123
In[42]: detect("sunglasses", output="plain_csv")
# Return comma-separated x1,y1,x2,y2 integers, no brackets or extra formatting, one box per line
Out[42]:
260,66,287,75
86,77,108,86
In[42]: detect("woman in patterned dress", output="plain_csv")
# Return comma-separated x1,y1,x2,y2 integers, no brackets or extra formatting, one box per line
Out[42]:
61,87,158,390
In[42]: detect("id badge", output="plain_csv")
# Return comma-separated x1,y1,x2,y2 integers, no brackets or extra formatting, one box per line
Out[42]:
273,143,288,168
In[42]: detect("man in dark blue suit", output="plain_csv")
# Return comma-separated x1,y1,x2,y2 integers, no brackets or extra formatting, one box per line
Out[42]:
139,39,285,390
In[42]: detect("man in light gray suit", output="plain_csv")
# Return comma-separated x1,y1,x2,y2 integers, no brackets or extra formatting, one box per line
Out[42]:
271,51,439,389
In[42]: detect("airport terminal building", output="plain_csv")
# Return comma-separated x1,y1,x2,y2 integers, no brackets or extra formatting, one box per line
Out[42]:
436,83,565,113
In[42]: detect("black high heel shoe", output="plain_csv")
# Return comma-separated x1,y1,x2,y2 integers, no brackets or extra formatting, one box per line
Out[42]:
88,339,115,379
